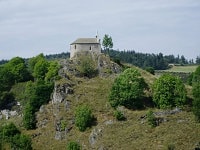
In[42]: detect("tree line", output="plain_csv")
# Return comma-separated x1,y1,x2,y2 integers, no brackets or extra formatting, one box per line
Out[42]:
104,49,198,70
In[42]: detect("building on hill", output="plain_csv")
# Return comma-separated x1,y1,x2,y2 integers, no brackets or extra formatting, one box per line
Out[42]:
70,36,101,58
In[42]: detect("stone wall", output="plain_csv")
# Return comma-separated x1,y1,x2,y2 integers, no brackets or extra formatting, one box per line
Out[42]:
70,43,101,58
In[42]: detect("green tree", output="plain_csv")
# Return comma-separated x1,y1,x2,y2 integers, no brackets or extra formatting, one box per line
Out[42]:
66,141,81,150
28,53,45,74
102,34,113,55
75,105,93,131
45,61,60,82
33,59,49,80
152,74,186,109
192,66,200,121
23,103,36,130
23,81,53,129
4,57,31,82
109,68,147,109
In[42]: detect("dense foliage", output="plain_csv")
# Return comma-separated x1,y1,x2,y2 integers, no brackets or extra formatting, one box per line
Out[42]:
0,123,32,150
109,68,147,109
0,57,32,109
192,66,200,122
152,74,186,109
23,54,58,129
75,105,93,131
104,50,192,70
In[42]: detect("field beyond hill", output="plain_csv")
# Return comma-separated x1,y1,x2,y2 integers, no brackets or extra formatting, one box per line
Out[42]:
164,65,198,73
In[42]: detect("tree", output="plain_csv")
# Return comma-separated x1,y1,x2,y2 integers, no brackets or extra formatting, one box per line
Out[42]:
28,53,45,73
102,34,113,55
23,103,36,130
192,66,200,121
152,74,186,109
33,59,49,80
109,68,147,109
75,105,93,131
45,61,60,82
196,56,200,64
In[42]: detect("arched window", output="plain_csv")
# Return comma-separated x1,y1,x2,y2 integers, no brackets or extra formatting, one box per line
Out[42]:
89,46,92,50
75,45,76,49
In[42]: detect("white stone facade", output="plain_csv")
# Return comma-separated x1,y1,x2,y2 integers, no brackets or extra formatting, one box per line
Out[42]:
70,37,101,58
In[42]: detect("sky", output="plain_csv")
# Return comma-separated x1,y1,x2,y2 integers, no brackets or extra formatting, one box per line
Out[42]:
0,0,200,60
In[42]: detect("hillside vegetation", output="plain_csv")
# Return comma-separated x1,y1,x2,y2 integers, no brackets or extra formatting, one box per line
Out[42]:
0,53,200,150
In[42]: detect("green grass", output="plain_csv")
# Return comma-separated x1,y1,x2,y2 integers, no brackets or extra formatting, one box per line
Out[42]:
165,65,198,73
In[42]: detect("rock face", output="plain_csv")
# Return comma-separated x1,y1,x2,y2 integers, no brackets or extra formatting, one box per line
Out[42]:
97,54,122,77
89,128,103,146
52,83,73,103
0,109,18,120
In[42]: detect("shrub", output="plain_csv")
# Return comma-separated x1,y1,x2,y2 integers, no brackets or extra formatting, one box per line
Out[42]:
109,68,147,109
11,134,32,150
76,55,97,78
152,74,186,109
0,123,20,141
147,110,156,127
114,110,126,121
66,141,81,150
75,105,93,131
145,67,155,75
167,143,175,150
61,120,67,131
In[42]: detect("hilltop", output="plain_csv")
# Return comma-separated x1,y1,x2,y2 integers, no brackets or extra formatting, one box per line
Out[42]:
0,53,200,150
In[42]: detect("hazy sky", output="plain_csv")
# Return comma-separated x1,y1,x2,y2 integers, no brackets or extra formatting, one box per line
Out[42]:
0,0,200,60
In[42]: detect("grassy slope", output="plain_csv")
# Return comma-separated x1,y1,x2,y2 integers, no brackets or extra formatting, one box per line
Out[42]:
4,65,200,150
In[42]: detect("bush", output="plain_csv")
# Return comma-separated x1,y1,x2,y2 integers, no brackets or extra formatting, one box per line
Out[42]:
145,67,155,75
167,143,175,150
109,68,147,109
66,141,81,150
0,123,32,150
76,55,97,78
75,105,93,131
11,134,32,150
147,110,156,127
0,123,20,141
152,74,186,109
114,110,126,121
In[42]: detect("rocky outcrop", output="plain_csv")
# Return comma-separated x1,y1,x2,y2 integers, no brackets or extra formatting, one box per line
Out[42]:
89,128,103,146
0,109,18,120
52,82,73,103
97,54,122,77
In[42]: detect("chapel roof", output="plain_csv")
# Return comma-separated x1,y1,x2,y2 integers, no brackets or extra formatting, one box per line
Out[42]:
71,38,100,44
